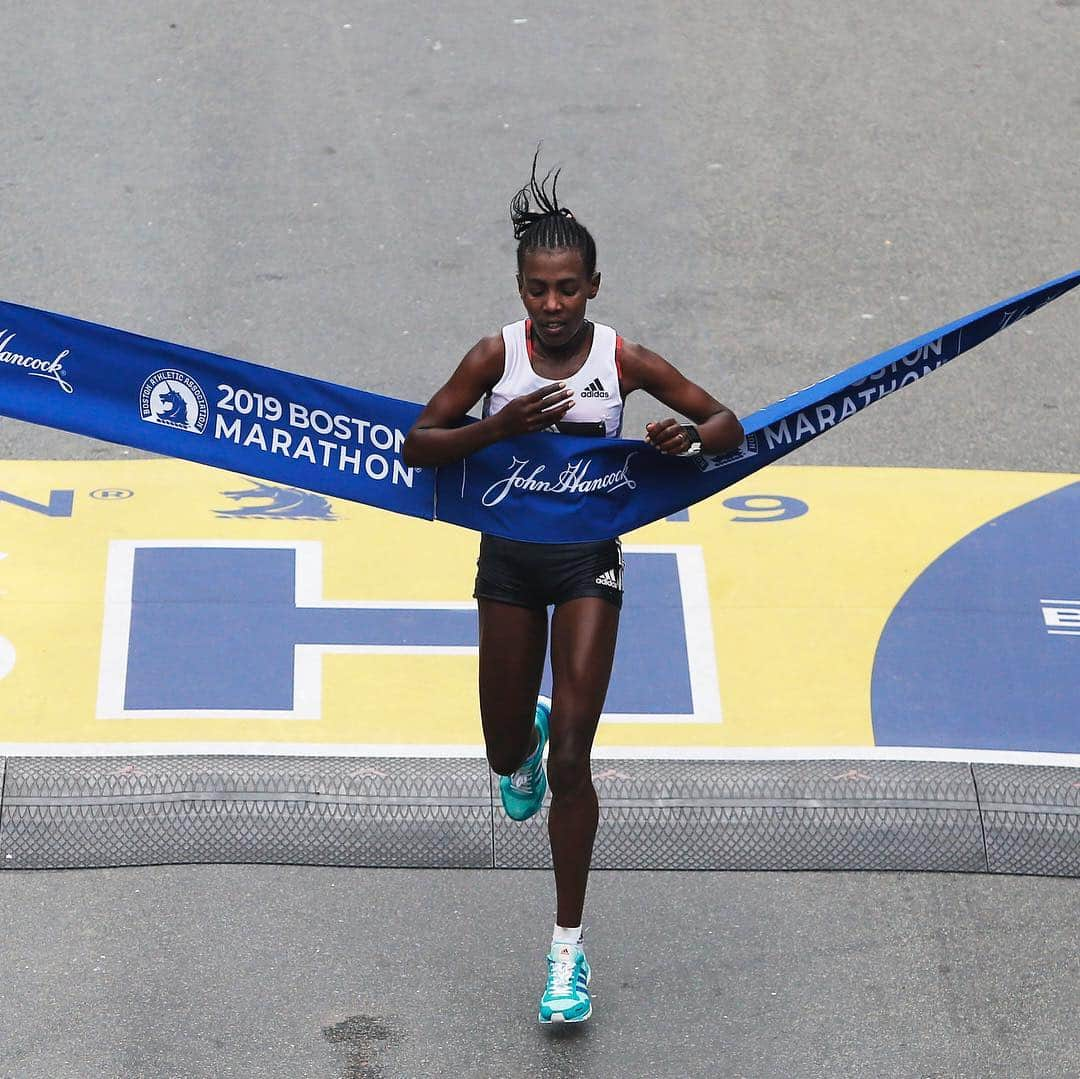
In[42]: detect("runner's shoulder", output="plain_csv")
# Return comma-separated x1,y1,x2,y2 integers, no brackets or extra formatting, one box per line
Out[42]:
616,337,670,393
455,332,507,392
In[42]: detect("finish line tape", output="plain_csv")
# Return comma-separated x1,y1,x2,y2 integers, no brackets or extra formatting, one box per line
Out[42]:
2,268,1077,541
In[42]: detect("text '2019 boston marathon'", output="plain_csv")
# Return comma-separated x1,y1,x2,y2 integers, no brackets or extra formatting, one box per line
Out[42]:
213,382,416,485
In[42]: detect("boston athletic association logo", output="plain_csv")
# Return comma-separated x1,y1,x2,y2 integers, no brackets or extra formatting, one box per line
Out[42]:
139,369,209,434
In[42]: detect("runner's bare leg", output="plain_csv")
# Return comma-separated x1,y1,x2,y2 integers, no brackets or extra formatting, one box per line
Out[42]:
477,599,548,775
547,597,620,926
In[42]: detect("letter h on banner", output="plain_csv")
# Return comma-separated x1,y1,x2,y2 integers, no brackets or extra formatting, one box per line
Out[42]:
96,541,721,726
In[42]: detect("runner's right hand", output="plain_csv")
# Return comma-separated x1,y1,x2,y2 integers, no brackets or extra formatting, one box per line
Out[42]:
493,383,574,437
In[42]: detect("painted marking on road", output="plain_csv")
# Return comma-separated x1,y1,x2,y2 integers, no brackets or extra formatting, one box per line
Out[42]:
97,540,478,721
0,459,1077,755
1041,599,1080,636
603,545,722,724
0,741,1079,768
98,539,719,724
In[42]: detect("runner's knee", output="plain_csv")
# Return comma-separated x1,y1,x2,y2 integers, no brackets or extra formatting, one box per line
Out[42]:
484,715,537,775
488,745,528,776
546,746,592,798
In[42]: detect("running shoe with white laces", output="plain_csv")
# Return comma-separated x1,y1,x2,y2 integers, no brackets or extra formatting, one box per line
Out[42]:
498,697,551,822
538,941,592,1024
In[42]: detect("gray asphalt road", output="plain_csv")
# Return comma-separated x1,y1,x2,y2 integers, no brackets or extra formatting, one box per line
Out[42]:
2,2,1078,469
2,3,1079,1078
0,866,1077,1079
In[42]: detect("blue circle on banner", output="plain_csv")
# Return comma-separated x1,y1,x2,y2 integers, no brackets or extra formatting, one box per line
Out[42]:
871,481,1080,753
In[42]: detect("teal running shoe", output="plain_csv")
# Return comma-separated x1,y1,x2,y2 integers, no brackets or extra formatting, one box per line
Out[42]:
499,697,550,822
538,942,592,1024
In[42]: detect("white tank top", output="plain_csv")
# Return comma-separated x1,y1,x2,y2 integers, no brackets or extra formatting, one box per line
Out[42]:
482,319,624,438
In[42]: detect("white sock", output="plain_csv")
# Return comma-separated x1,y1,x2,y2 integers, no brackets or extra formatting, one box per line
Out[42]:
552,922,583,946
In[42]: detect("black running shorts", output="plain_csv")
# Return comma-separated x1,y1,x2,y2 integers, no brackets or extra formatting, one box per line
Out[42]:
473,534,624,611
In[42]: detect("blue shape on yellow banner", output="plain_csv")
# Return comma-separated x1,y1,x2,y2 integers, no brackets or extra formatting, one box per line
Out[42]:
872,482,1080,753
541,552,693,715
123,546,693,715
126,547,476,710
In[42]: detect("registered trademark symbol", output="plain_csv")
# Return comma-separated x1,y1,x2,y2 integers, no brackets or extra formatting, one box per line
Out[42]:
90,488,134,501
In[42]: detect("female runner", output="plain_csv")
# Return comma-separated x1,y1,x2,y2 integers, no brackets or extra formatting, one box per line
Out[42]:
402,155,744,1024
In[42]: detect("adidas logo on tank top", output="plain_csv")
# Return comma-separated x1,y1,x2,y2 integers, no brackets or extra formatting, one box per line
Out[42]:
579,378,609,399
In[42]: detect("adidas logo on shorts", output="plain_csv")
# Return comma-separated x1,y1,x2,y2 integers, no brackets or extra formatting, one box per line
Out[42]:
594,567,622,591
579,378,609,399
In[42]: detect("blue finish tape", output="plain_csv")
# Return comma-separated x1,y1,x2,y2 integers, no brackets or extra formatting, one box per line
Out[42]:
2,268,1077,541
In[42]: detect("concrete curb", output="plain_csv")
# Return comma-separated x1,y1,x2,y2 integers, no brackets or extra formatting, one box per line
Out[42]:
1,755,1077,875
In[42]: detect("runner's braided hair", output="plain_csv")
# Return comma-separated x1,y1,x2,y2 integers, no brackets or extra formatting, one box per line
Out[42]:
510,146,597,275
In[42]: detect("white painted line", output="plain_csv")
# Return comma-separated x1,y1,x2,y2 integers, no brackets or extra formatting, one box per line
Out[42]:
675,545,723,725
0,635,15,680
2,742,1079,767
96,541,138,718
612,544,722,725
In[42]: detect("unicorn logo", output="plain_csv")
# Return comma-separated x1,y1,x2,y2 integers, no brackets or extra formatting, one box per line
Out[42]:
215,482,337,520
139,369,208,434
155,383,190,427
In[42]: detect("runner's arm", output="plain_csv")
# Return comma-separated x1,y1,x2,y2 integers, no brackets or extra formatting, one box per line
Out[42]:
402,336,573,467
619,341,744,455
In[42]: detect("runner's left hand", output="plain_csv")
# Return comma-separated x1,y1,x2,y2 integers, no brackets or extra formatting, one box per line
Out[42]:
645,419,692,454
